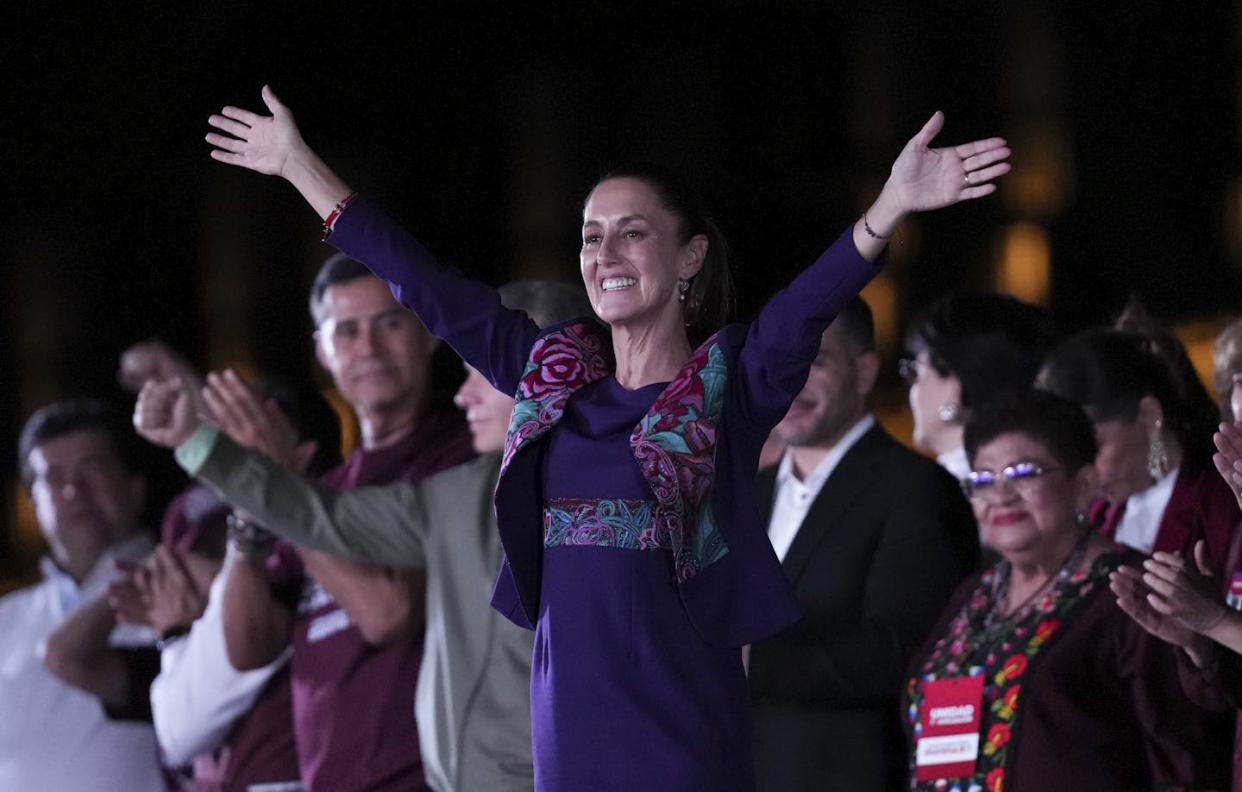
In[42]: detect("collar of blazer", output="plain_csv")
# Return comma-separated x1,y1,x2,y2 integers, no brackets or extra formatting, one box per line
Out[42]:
758,424,889,585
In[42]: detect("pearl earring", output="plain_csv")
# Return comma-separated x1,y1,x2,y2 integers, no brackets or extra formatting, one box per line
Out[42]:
938,402,962,424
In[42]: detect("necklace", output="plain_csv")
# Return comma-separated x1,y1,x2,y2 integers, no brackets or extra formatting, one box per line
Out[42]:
982,527,1092,634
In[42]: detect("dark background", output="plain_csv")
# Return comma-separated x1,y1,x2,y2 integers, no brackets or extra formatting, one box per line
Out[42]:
4,1,1239,582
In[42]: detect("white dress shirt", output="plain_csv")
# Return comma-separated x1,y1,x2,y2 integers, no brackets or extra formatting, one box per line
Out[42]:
1114,466,1180,555
0,536,165,791
936,446,971,483
767,415,876,562
150,560,292,766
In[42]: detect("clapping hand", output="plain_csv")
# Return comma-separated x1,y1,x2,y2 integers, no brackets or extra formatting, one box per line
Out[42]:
108,563,151,627
1213,421,1242,511
202,370,302,469
1140,542,1228,634
141,546,212,635
1111,539,1230,669
1110,564,1200,648
109,548,213,634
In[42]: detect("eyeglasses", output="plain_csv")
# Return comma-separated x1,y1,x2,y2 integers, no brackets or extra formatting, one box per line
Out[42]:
961,462,1062,501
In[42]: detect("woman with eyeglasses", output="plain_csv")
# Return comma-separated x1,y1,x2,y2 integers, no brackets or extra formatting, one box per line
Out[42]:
903,390,1230,790
900,292,1055,481
1037,329,1238,566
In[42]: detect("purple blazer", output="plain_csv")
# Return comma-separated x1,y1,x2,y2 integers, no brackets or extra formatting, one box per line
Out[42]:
329,196,880,648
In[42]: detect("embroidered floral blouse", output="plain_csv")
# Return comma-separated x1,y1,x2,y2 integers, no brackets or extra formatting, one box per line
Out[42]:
904,547,1231,791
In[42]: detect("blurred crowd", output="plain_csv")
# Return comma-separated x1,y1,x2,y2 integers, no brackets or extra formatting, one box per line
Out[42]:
6,98,1242,792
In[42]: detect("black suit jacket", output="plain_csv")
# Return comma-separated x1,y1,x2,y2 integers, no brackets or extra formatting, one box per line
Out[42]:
749,423,978,792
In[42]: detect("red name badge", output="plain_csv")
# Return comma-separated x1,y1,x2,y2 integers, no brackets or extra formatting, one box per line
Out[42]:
1228,572,1242,611
915,674,985,781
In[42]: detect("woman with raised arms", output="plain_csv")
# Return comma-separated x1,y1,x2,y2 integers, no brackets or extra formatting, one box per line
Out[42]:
206,86,1009,790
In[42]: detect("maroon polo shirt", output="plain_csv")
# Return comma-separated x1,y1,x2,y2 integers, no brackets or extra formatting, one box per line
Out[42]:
268,410,474,791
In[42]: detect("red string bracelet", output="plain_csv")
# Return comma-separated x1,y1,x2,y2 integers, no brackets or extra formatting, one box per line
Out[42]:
322,192,359,241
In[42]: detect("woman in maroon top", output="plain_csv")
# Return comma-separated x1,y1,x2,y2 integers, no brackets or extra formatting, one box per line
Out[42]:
1112,419,1242,792
1038,329,1239,565
905,391,1229,790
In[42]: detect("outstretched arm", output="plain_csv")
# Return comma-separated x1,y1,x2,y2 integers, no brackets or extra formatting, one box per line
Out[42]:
739,112,1010,426
135,374,432,566
850,111,1009,260
205,87,540,392
206,85,351,219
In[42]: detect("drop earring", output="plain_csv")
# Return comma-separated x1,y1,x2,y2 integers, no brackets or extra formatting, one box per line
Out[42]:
1147,418,1170,480
677,279,690,303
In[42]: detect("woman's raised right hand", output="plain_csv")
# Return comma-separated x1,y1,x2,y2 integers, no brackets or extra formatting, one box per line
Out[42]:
1213,421,1242,511
206,85,305,178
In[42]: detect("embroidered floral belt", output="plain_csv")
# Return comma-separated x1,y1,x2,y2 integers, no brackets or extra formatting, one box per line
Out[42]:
543,497,673,551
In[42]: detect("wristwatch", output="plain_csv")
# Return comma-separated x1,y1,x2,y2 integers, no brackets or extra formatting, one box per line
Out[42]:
226,513,276,557
156,626,189,652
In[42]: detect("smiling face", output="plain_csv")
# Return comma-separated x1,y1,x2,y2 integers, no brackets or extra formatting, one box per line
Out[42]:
774,323,876,448
969,431,1091,560
579,177,705,331
453,364,516,454
313,275,438,415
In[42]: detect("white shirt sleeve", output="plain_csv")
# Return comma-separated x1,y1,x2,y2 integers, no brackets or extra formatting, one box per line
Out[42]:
149,567,291,766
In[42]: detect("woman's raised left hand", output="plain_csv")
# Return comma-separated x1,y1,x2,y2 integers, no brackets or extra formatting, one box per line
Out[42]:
884,111,1011,214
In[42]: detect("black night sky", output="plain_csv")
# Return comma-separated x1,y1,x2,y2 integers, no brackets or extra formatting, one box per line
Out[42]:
3,1,1239,581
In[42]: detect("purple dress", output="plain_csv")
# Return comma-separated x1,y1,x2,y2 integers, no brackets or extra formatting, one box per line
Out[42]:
328,197,879,790
534,377,755,789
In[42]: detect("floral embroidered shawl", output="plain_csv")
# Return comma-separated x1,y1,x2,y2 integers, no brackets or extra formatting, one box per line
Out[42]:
499,319,729,583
